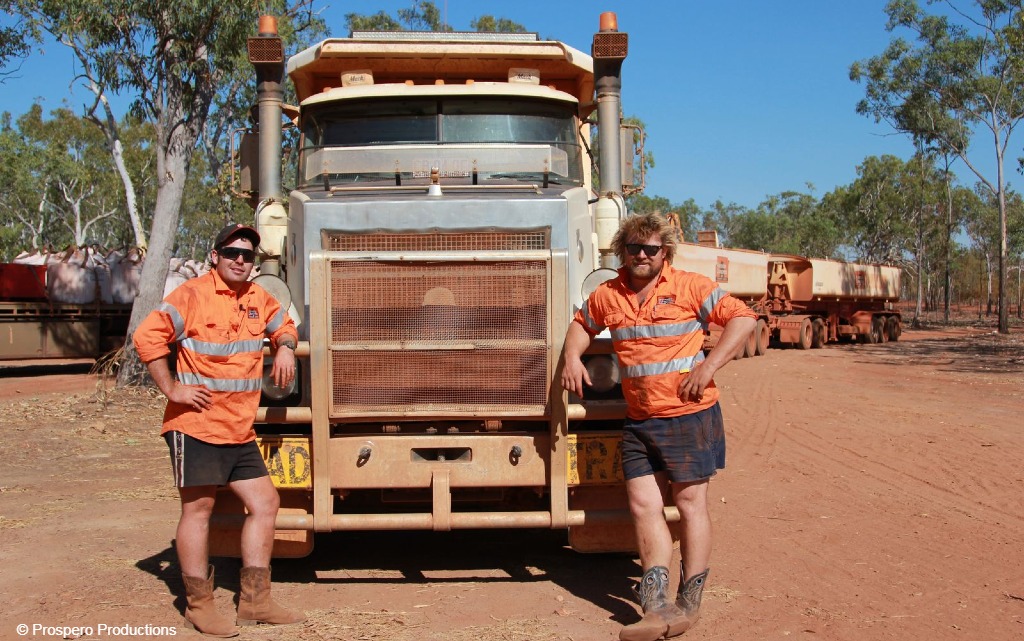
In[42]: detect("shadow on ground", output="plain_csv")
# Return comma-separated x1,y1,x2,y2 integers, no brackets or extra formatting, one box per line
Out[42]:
138,529,640,623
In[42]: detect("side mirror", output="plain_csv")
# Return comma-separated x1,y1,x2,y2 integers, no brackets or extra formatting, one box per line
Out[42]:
619,123,645,194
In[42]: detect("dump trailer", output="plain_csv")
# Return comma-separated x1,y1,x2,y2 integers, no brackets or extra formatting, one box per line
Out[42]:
210,13,661,557
672,232,902,354
765,254,902,348
0,262,131,360
671,233,772,357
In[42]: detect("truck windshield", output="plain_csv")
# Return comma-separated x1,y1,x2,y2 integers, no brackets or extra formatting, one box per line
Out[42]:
298,97,583,187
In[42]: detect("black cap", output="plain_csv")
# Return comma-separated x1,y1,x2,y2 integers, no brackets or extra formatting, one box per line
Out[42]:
214,223,260,249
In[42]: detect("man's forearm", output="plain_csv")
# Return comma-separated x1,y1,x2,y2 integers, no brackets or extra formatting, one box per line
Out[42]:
703,316,756,373
563,321,593,361
145,358,177,398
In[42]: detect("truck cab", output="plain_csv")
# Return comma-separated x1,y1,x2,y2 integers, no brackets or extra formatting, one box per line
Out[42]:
212,14,653,558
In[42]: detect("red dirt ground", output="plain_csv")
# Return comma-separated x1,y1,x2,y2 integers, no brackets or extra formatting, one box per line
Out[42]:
0,325,1021,641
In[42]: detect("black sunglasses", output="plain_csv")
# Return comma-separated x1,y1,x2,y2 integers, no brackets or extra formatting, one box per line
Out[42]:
625,243,663,257
217,247,257,263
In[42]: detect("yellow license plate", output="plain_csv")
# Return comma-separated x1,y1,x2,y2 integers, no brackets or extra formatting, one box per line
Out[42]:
258,437,312,489
567,433,623,486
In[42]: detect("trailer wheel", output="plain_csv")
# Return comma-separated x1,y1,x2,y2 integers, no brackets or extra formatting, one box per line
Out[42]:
871,316,886,343
885,316,901,342
797,318,813,350
754,319,770,356
811,319,826,348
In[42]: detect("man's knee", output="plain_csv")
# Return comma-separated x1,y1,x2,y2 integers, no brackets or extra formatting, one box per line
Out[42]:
234,477,280,518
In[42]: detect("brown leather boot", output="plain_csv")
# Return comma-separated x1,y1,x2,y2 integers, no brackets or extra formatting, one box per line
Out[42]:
181,565,239,638
664,566,709,637
619,566,684,641
236,566,305,626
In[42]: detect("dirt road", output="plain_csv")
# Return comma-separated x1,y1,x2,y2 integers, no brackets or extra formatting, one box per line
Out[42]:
0,326,1021,641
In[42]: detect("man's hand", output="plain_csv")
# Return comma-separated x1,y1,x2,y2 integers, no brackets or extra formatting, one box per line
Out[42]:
166,383,213,411
561,356,592,398
678,362,712,403
560,322,594,398
271,343,296,389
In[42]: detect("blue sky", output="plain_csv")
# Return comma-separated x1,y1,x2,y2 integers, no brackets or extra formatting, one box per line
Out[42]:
0,1,998,211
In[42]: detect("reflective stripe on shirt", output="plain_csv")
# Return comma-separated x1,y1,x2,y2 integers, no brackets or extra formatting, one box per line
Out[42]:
622,352,705,379
179,337,265,357
611,319,704,342
698,287,727,324
157,302,186,342
266,308,287,334
580,301,604,333
178,372,262,393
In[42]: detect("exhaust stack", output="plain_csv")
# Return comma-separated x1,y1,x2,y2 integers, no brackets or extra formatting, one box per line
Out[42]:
591,12,629,268
247,16,287,274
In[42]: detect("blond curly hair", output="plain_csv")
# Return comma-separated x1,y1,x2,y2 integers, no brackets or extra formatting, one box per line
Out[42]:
611,212,678,263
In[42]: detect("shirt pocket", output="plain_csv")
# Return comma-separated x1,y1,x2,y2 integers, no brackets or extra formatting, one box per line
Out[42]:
652,303,689,323
244,318,265,338
602,311,625,330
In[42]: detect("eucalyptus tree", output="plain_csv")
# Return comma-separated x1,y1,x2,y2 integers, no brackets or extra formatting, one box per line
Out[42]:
0,105,131,252
347,1,451,32
4,0,324,384
850,0,1024,333
823,153,949,325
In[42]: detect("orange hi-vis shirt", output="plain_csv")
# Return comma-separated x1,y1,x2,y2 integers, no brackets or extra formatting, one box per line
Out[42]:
574,263,756,421
133,269,298,445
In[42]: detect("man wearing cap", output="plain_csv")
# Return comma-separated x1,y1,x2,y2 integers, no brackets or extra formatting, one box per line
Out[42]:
134,223,304,637
561,213,756,641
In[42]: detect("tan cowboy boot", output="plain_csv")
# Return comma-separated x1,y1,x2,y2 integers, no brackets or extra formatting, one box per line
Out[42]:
664,566,710,637
619,565,685,641
181,565,239,637
236,566,306,626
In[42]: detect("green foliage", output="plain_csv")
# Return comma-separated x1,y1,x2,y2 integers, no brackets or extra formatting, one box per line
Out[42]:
0,104,156,258
471,16,528,33
347,1,451,32
851,0,1024,331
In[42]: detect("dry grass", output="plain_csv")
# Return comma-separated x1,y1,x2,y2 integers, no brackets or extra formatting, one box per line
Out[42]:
96,486,176,502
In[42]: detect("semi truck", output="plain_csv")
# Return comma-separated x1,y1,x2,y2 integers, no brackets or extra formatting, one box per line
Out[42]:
211,12,652,557
672,232,902,356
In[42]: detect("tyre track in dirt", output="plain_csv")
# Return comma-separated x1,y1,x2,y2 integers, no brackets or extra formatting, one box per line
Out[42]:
705,332,1024,641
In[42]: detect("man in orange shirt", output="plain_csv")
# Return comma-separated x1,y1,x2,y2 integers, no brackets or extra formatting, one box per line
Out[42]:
562,213,756,641
134,223,303,637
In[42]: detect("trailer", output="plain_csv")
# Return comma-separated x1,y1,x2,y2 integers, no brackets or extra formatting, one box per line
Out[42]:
672,234,902,354
0,263,131,360
765,254,902,347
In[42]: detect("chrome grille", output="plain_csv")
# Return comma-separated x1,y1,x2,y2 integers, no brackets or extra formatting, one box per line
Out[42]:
326,256,550,417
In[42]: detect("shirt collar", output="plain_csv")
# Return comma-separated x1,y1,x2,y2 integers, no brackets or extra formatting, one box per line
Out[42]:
615,261,675,290
209,267,251,297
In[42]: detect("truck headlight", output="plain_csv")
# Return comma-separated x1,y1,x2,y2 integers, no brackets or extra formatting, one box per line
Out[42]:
262,361,299,401
584,355,620,393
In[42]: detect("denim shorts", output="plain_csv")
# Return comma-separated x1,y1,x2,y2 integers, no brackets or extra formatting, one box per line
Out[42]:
621,403,726,483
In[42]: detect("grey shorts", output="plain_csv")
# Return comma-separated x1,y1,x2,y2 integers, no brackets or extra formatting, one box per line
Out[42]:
621,403,726,483
164,431,268,488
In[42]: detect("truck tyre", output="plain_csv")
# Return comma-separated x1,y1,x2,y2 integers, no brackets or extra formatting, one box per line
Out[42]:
885,316,901,342
871,316,886,343
811,318,826,348
797,318,813,350
754,319,770,356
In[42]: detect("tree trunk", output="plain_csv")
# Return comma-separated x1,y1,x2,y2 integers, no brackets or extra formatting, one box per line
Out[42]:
116,148,191,387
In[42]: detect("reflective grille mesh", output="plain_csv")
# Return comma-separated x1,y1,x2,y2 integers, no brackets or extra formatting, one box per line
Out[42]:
325,230,548,252
327,258,549,415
